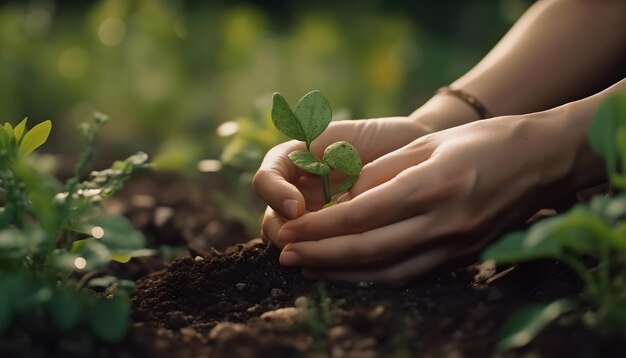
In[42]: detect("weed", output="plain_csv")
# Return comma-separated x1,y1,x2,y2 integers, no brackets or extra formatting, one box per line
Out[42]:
0,114,151,348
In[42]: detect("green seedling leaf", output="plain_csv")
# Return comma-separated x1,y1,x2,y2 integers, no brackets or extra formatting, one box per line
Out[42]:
272,93,307,143
289,150,331,176
552,207,613,253
482,226,562,263
13,118,27,141
323,201,338,208
89,295,130,343
294,90,332,145
497,299,574,350
323,141,362,176
48,292,81,331
19,120,52,155
332,176,357,196
589,95,621,176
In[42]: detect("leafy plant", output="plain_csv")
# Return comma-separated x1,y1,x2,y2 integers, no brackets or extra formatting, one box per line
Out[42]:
0,114,151,350
272,90,362,205
482,92,626,350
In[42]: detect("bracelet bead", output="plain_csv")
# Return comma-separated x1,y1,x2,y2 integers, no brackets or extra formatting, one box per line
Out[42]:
436,87,492,119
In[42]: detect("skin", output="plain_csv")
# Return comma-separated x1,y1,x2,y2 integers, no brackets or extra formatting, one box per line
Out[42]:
253,0,626,285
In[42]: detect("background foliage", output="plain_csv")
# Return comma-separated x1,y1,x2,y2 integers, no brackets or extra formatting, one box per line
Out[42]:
0,0,529,164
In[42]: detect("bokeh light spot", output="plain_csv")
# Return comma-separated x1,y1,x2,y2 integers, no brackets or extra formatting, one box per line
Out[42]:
98,18,126,47
91,226,105,239
217,121,239,137
74,257,87,270
197,159,222,173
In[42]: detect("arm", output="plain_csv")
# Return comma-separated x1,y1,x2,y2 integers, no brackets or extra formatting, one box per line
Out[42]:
411,0,626,132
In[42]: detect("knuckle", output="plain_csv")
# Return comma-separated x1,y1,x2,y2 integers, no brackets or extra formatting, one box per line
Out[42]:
251,169,271,194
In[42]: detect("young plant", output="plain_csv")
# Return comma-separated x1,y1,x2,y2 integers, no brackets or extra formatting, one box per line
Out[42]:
482,92,626,350
0,114,151,350
271,90,362,206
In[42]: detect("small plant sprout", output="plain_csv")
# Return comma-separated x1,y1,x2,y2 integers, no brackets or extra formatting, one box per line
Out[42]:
271,90,362,206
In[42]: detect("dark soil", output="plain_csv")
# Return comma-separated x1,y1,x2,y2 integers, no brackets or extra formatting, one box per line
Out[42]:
130,242,626,358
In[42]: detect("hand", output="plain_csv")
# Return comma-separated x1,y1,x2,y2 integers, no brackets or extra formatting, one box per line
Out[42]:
274,108,590,285
253,117,431,247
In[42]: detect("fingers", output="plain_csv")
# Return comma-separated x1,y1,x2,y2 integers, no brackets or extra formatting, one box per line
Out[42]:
301,246,452,286
253,142,306,219
349,136,436,198
261,206,289,248
278,213,441,269
278,164,473,243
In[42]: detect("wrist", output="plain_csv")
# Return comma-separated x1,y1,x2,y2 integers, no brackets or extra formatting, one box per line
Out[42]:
524,103,605,193
409,91,484,133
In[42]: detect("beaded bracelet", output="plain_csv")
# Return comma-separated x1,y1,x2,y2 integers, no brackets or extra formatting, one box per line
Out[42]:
436,87,492,119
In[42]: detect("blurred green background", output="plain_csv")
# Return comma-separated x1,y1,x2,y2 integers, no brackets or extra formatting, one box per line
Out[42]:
0,0,530,233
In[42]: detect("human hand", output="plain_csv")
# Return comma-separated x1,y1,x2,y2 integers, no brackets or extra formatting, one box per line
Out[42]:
253,117,431,247
274,108,589,285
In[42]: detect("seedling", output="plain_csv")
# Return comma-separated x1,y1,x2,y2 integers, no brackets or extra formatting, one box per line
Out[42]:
482,92,626,350
271,90,362,206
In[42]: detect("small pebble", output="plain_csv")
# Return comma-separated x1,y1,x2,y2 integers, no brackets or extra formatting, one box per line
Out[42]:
294,296,308,310
260,307,302,325
236,283,246,291
208,322,246,341
194,256,204,262
154,206,174,227
271,288,286,298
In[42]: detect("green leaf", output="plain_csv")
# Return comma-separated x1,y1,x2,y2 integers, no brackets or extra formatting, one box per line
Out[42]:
293,90,332,145
332,176,357,196
589,94,624,178
552,207,613,253
48,292,82,331
3,123,13,138
497,299,574,350
89,296,130,343
19,120,52,155
482,226,562,263
13,118,27,141
271,93,307,143
322,141,362,176
289,150,330,176
88,216,146,251
71,239,112,270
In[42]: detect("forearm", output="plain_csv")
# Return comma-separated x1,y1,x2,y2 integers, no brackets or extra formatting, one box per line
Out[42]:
410,0,626,132
539,78,626,194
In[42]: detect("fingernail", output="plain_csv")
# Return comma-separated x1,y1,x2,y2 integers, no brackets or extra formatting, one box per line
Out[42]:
283,199,298,218
336,193,352,203
280,250,301,266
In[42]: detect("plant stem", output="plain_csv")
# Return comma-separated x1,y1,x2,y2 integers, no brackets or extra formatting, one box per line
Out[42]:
321,174,331,204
